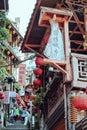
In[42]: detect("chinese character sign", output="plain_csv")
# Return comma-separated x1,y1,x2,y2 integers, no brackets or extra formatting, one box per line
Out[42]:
4,91,10,104
18,64,26,86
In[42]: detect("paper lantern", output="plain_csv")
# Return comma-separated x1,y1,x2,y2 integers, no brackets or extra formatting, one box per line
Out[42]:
0,92,3,96
10,55,14,59
0,95,4,99
33,68,43,76
35,57,44,66
33,78,42,86
29,95,35,101
6,50,10,55
73,95,87,110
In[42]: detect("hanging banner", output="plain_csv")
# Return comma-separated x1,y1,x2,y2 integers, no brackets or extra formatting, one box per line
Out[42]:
3,91,10,104
18,64,26,86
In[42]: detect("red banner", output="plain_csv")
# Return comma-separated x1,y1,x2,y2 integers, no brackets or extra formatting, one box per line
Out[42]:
18,64,26,86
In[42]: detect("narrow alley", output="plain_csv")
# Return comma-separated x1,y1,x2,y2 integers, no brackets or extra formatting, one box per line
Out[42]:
0,0,87,130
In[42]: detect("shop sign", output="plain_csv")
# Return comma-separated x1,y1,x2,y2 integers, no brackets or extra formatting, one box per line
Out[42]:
18,64,26,86
3,91,10,104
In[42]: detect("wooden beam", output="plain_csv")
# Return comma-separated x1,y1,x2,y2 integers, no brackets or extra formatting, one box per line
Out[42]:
23,0,42,50
52,62,67,74
64,20,72,82
70,40,83,45
24,44,44,58
67,3,85,35
43,58,66,66
24,43,41,48
39,6,73,26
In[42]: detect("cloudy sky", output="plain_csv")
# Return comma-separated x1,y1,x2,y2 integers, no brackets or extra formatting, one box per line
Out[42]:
8,0,36,37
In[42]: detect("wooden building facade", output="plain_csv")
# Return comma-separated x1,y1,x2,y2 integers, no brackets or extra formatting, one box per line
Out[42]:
21,0,87,130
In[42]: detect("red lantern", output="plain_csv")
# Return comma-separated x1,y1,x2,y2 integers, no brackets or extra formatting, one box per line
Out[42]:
12,30,16,34
0,95,4,99
73,95,87,110
33,68,43,76
11,55,14,59
8,24,12,29
6,50,10,55
44,34,50,44
29,95,35,101
33,78,42,86
35,57,44,66
0,92,3,96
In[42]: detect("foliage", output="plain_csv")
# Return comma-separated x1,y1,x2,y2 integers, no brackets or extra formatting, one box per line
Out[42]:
14,83,21,90
0,12,10,42
0,67,11,78
34,91,43,105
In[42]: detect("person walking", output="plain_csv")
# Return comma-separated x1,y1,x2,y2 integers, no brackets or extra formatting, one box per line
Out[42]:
14,107,20,121
24,109,30,125
9,108,14,124
21,107,27,121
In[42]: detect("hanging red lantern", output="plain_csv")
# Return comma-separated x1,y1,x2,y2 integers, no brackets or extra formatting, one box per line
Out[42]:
0,95,4,99
73,95,87,110
33,78,42,86
33,68,43,76
8,24,12,29
6,50,10,55
12,30,16,34
35,57,44,66
10,55,14,59
0,92,3,96
29,95,35,101
44,34,50,44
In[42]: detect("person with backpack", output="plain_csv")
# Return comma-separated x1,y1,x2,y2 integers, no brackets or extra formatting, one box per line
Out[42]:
21,107,27,121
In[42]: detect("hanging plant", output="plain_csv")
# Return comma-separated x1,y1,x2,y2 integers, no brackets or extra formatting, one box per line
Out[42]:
0,12,10,42
13,83,21,90
0,67,11,78
34,92,43,105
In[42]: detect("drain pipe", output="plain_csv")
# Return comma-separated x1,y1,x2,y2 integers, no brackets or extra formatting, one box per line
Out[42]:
64,84,67,130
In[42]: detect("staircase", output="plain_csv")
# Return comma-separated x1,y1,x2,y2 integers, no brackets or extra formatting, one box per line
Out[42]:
3,120,29,130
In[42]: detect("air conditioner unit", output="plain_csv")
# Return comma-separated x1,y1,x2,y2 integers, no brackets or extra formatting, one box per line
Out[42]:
0,0,9,12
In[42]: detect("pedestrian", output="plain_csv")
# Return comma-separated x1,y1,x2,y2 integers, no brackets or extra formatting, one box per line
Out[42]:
21,107,27,121
24,109,30,125
9,108,14,124
14,107,20,121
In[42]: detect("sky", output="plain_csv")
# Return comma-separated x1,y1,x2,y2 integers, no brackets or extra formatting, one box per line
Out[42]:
8,0,36,37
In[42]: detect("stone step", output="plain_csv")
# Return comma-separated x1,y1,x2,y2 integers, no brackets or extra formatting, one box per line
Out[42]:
4,120,30,130
3,128,29,130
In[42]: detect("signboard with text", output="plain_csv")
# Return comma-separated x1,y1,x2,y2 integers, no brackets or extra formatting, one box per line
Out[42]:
18,64,26,86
